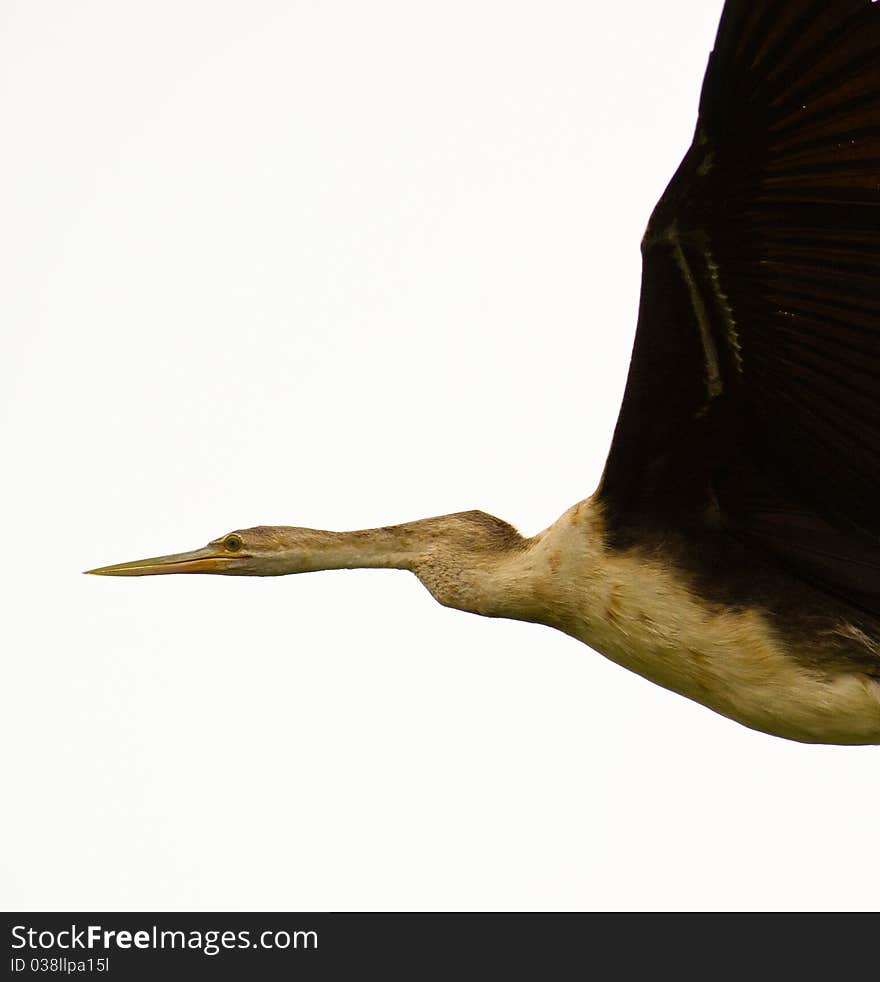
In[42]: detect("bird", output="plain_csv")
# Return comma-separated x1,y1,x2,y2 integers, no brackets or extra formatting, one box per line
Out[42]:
88,0,880,745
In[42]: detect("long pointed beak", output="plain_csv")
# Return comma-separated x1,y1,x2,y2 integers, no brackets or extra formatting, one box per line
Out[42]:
85,545,242,576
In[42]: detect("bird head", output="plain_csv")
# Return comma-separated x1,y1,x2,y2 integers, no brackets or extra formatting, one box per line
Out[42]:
85,526,295,576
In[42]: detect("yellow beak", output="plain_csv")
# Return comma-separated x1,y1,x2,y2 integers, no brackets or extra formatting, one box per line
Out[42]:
85,544,244,576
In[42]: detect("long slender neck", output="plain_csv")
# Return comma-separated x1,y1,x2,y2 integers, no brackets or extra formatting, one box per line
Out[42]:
276,524,427,572
265,510,536,618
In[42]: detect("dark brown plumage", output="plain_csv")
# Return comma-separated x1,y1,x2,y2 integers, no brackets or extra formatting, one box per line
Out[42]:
600,0,880,633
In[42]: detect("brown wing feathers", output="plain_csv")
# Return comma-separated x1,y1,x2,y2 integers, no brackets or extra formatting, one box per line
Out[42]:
600,0,880,616
702,0,880,537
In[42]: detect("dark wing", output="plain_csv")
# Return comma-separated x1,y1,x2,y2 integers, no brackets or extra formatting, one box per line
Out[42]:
599,0,880,614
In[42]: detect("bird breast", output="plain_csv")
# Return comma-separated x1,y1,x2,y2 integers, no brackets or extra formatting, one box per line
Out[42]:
520,499,880,745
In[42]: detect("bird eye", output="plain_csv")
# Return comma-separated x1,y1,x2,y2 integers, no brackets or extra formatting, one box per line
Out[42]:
224,534,243,552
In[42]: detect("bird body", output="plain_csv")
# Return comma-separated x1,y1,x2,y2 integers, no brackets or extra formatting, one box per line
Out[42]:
89,0,880,744
532,502,880,745
400,501,880,745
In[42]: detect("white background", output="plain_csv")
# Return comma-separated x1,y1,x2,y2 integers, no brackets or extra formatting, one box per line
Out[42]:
4,0,879,912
